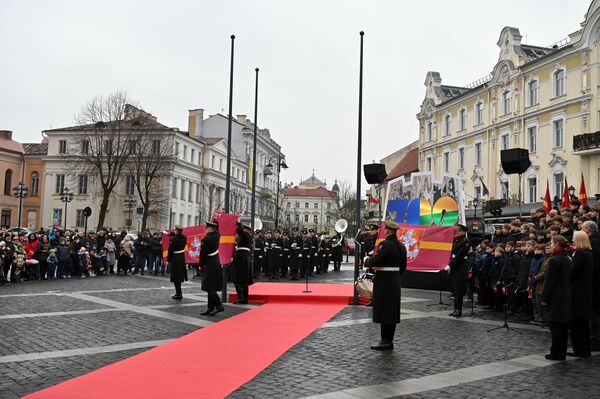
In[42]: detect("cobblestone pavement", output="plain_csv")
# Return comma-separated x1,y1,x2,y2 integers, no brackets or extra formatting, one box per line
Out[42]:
1,264,598,398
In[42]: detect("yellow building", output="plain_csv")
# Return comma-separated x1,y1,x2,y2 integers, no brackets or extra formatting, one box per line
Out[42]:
418,0,600,207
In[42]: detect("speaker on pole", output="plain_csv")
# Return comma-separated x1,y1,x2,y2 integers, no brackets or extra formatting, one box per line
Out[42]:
364,163,387,184
500,148,531,175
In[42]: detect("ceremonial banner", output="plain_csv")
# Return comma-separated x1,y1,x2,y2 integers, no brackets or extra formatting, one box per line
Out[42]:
162,225,206,264
212,211,240,265
375,223,456,271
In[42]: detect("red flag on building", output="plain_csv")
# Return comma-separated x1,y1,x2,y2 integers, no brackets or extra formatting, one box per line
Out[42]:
561,177,570,210
579,174,589,206
543,180,552,214
368,195,379,204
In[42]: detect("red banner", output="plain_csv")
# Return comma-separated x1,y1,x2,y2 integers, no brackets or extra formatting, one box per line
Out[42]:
375,223,456,272
162,225,206,264
212,211,240,265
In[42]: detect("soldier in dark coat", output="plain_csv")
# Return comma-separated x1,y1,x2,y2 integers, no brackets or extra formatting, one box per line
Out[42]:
541,235,572,361
308,229,318,275
331,233,344,271
269,230,283,280
253,230,264,278
364,220,407,350
200,221,224,316
231,223,253,304
449,225,471,317
168,225,187,300
289,228,303,280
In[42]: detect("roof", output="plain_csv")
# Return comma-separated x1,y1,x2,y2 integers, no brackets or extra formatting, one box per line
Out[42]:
384,147,419,182
0,138,24,154
282,186,337,198
519,44,556,62
22,143,48,155
299,175,325,189
196,137,225,145
43,117,174,133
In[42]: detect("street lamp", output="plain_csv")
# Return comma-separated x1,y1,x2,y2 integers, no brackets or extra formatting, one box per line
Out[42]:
266,154,288,229
11,182,28,229
59,187,73,231
124,197,136,231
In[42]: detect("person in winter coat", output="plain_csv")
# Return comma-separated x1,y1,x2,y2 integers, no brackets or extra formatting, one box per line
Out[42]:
569,231,594,358
529,244,547,324
56,238,69,278
104,235,117,274
46,249,58,280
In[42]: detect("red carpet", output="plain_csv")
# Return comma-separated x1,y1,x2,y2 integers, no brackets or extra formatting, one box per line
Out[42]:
24,284,349,399
231,282,369,305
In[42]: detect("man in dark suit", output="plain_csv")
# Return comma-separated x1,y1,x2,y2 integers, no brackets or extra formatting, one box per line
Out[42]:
200,221,224,316
449,225,471,317
168,225,187,300
365,220,407,350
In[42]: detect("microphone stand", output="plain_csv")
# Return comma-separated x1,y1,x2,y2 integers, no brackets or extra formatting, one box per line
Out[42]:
426,270,452,308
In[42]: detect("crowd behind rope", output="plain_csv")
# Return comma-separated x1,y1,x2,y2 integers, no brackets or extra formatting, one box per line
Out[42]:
465,199,600,360
0,228,165,284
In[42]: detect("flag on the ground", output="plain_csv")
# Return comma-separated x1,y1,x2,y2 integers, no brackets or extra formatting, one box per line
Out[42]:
213,211,240,265
561,177,571,209
368,195,379,204
579,174,589,206
543,180,552,214
479,177,489,197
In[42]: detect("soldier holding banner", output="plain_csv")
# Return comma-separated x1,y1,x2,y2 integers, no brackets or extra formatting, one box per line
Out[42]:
168,225,187,300
231,223,253,304
200,221,224,316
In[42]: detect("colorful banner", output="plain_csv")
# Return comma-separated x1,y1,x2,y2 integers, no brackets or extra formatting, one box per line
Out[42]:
212,211,240,265
162,225,206,264
375,223,456,272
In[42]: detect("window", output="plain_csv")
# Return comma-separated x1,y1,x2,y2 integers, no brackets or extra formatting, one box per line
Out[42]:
286,214,291,222
554,69,565,97
187,215,191,227
528,80,538,106
128,140,137,154
443,152,450,173
76,209,86,227
458,147,465,170
444,115,451,136
1,209,10,228
211,155,216,169
295,214,300,223
295,202,300,208
287,202,291,208
188,181,193,202
58,140,67,154
305,202,309,209
196,183,200,203
501,133,510,151
182,146,187,160
180,179,185,199
304,214,309,222
327,216,332,224
219,159,223,172
314,202,318,209
474,142,482,166
426,157,432,172
527,126,537,153
3,169,12,195
172,177,178,198
528,177,537,203
78,174,88,195
327,202,331,210
104,140,113,154
475,102,483,125
458,109,466,131
427,121,433,141
554,173,564,198
179,213,184,225
501,181,509,200
502,91,511,115
191,149,195,163
52,208,62,226
195,216,199,225
152,140,160,154
553,119,564,148
81,140,89,154
30,172,39,196
313,215,318,223
175,143,180,156
55,174,65,194
123,175,134,196
474,185,482,199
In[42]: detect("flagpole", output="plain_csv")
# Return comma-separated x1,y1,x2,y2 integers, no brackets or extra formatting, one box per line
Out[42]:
354,31,364,306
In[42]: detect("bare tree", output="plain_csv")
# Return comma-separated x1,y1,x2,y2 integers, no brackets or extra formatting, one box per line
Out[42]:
70,91,140,230
200,184,224,223
332,179,356,229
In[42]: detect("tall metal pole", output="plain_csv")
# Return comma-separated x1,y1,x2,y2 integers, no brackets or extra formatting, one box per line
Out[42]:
63,198,68,231
17,193,23,229
353,31,364,306
224,34,235,213
222,34,235,303
275,154,281,229
251,68,259,231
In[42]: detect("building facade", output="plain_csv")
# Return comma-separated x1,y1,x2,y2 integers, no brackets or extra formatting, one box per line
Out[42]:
282,175,338,232
418,1,600,208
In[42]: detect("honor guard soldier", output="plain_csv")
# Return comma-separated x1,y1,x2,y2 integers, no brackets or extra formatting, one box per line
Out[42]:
317,232,327,274
232,223,253,304
253,230,264,278
449,224,471,317
281,231,290,277
168,225,187,300
309,229,318,275
365,220,407,350
331,233,344,271
269,230,283,280
263,230,273,278
200,221,224,316
301,230,311,278
324,232,332,272
289,228,303,280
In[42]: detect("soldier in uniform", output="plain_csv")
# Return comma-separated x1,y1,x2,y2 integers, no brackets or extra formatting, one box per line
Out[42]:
263,230,272,278
324,232,332,272
281,231,290,278
232,223,253,304
449,225,471,317
365,220,407,350
200,221,224,316
317,232,327,273
269,230,283,280
168,225,187,300
309,229,318,275
253,230,264,278
331,233,344,271
289,227,303,280
300,230,310,278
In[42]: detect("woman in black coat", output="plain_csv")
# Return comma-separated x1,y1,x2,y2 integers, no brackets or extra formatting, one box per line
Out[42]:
541,235,572,361
200,222,224,316
569,231,593,357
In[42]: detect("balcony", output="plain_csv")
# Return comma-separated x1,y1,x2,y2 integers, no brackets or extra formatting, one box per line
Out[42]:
573,131,600,154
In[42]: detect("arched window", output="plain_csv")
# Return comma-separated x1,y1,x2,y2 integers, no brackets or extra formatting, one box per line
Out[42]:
30,172,39,197
554,69,565,97
4,169,12,195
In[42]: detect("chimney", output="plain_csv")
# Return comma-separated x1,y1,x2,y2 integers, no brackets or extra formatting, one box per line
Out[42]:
0,130,13,140
236,115,247,125
188,109,204,137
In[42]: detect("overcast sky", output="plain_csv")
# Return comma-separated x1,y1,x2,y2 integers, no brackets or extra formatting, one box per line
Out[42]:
0,0,591,190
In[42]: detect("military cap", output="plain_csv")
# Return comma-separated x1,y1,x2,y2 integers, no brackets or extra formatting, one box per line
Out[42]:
206,221,218,228
456,224,468,232
242,224,252,230
292,227,299,231
308,229,315,233
174,224,183,231
369,223,380,231
383,220,399,231
302,230,308,234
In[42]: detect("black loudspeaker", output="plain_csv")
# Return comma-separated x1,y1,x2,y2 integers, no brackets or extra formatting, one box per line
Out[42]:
500,148,531,174
364,163,387,184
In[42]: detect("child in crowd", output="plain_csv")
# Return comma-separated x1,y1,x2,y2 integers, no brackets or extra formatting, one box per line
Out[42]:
56,238,69,278
46,249,58,280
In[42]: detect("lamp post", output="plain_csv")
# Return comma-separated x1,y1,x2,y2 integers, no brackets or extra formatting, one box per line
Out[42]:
354,31,365,306
11,182,28,229
250,67,259,231
124,197,136,231
59,187,73,231
266,154,288,229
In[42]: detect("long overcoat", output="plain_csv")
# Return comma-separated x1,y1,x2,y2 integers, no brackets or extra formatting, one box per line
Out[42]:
541,251,572,323
571,249,594,319
168,233,187,284
449,235,471,297
231,226,253,285
201,231,222,292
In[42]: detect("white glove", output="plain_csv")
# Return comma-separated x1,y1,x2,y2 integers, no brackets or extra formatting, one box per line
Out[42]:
444,265,451,272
